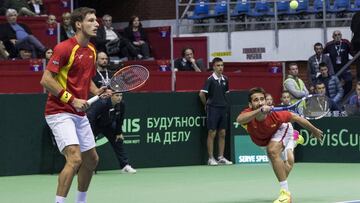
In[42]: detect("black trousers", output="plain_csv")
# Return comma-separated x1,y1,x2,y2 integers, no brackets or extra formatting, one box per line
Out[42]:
95,127,129,169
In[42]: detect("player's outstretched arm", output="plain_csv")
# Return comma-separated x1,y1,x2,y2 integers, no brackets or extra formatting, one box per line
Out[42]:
236,107,265,124
290,113,323,141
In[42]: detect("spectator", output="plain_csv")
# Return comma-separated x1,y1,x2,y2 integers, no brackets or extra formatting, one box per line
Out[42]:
280,90,292,106
123,15,151,60
46,14,57,36
28,0,47,16
174,47,204,72
94,14,130,61
0,9,46,58
324,30,353,97
307,42,334,91
316,62,343,108
93,52,112,88
3,0,36,16
283,63,309,104
86,93,137,174
349,81,360,106
59,12,75,42
265,93,274,106
16,43,33,59
44,47,53,64
314,81,340,111
199,57,232,166
351,12,360,81
0,40,10,60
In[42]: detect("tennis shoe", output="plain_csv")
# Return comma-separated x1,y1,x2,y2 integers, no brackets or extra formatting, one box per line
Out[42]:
121,165,137,174
217,156,233,165
207,158,218,166
273,189,291,203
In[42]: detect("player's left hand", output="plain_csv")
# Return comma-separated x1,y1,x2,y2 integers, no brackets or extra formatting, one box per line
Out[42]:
98,86,112,98
312,128,323,142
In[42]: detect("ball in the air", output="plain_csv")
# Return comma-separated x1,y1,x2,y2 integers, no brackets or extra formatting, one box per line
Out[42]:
289,0,298,9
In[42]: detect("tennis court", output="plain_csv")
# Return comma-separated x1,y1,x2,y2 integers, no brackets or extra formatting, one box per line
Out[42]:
1,163,359,203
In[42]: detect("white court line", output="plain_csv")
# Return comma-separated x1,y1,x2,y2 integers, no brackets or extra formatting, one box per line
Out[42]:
335,200,360,203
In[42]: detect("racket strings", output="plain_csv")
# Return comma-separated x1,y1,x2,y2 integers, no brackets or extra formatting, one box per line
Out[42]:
110,66,149,92
302,96,330,119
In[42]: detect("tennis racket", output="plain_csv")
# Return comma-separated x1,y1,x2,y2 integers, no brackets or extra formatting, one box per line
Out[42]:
87,65,149,105
272,94,331,120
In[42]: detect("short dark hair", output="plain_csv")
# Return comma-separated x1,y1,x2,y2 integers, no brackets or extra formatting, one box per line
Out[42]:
288,62,297,69
248,87,266,102
315,81,325,87
212,57,223,65
314,42,323,49
71,7,96,32
181,47,194,57
319,62,327,68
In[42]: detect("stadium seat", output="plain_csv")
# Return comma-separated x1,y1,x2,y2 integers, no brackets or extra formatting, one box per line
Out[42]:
231,0,251,16
211,0,228,22
293,0,310,14
312,0,331,13
348,0,360,11
187,0,211,21
328,0,351,12
247,0,271,18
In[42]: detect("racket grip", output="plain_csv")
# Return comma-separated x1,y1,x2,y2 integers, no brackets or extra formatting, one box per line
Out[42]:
87,95,100,105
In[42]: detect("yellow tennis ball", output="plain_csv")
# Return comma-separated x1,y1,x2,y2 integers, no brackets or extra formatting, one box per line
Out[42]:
290,0,298,9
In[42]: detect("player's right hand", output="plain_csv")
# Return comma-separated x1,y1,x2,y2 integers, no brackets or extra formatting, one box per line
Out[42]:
260,105,271,114
71,98,89,112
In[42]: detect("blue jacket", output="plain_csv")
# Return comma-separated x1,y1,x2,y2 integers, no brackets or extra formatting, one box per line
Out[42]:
317,75,344,104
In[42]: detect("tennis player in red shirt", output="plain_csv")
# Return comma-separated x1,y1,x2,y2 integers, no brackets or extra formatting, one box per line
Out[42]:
236,87,323,203
40,7,111,203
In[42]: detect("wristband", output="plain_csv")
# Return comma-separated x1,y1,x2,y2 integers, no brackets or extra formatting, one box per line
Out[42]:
59,90,74,104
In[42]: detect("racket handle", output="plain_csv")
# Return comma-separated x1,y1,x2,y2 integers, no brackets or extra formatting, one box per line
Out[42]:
87,95,100,105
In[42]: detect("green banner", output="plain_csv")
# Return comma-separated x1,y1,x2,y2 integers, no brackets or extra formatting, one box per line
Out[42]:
295,117,360,162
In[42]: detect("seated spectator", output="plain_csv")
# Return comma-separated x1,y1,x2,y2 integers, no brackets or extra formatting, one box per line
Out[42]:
349,81,360,106
16,43,33,59
59,12,75,42
28,0,47,16
265,93,274,106
46,14,57,36
279,90,292,106
44,47,53,64
174,47,204,72
0,9,46,58
0,40,10,60
94,14,130,61
3,0,36,16
123,15,151,60
316,62,344,108
307,42,334,92
314,81,340,111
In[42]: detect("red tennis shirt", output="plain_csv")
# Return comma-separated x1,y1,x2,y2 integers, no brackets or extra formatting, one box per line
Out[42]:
241,108,292,146
45,37,97,116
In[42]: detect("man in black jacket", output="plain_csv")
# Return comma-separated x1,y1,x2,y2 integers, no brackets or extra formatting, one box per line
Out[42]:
94,14,130,60
0,8,45,58
87,93,136,174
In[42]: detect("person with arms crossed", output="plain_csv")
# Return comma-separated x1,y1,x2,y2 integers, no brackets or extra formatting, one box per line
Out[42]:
40,7,111,203
236,87,323,203
87,93,136,174
199,57,232,165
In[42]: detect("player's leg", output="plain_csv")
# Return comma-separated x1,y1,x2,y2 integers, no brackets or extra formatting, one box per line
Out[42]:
269,123,292,203
75,116,99,203
46,113,82,203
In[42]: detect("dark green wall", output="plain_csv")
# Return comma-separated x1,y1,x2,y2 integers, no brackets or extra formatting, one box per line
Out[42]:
0,91,248,176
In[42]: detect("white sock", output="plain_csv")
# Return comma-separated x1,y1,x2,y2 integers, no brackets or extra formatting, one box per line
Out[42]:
280,180,289,191
76,191,87,203
55,195,66,203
